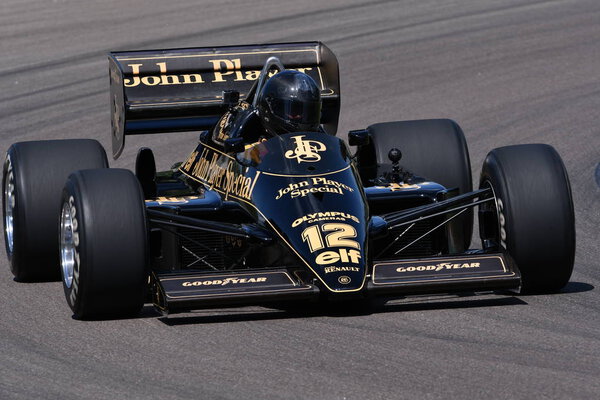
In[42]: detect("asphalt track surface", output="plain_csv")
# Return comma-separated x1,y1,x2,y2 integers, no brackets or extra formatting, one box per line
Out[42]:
1,1,599,399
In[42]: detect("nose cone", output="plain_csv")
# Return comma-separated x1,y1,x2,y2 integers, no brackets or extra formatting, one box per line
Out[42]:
251,168,368,292
242,132,369,293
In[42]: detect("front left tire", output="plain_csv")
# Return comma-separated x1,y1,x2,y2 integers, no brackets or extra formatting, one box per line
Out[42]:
61,168,148,319
357,119,473,252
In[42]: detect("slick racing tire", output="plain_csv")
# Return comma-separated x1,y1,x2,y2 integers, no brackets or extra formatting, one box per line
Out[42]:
357,119,473,251
3,140,108,281
479,144,575,293
61,169,148,319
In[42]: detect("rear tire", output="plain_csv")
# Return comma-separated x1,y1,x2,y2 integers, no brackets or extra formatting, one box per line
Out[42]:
3,140,108,281
357,119,473,251
61,168,148,319
479,144,575,293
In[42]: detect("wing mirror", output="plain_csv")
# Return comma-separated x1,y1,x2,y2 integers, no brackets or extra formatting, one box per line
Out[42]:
348,129,370,146
222,90,240,108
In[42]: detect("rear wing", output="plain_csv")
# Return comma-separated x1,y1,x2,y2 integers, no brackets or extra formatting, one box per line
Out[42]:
108,42,340,159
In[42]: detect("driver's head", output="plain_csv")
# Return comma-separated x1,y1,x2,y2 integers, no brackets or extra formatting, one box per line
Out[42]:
256,70,322,135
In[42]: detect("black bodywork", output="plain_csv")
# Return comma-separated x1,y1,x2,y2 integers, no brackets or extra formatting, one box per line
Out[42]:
109,42,520,313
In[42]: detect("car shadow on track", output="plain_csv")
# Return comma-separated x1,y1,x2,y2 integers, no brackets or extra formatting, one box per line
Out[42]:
84,281,593,323
157,295,528,326
516,281,594,297
558,281,594,293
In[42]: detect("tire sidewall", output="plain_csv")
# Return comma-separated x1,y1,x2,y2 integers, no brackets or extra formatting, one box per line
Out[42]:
2,154,17,271
4,149,30,280
480,153,513,252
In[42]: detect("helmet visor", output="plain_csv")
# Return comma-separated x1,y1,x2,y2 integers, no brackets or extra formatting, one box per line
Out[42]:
267,98,321,129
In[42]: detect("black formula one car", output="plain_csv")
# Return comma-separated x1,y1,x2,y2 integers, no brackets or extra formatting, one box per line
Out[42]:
2,42,575,319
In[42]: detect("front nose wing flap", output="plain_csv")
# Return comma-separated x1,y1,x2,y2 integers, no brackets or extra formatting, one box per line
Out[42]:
368,252,520,295
152,269,319,314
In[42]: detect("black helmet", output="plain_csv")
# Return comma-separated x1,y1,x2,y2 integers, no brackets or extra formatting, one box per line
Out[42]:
256,70,322,135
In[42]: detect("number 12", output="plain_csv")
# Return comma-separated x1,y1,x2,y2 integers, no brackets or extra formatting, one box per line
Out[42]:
301,223,360,253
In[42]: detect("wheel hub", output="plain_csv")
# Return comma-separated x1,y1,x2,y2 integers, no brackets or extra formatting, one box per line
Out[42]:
4,159,15,255
60,202,76,288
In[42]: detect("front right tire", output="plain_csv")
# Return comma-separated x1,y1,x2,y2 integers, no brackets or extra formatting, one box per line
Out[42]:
3,139,108,281
479,144,575,293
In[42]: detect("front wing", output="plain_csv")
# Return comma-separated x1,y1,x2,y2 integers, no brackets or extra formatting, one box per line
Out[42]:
151,252,520,314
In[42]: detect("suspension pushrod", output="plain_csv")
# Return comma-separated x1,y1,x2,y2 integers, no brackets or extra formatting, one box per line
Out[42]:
384,187,492,226
147,209,249,238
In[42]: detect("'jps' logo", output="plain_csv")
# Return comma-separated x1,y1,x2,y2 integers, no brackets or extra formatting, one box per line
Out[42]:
284,135,326,163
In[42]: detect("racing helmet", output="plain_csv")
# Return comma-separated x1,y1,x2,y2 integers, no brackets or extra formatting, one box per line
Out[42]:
256,70,322,135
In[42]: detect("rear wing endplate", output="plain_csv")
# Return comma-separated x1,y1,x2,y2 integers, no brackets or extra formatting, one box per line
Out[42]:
108,42,340,159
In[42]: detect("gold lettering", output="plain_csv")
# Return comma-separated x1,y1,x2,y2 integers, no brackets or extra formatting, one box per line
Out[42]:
141,76,161,86
209,59,236,82
245,70,260,80
183,147,259,201
128,63,143,75
160,74,181,85
181,74,204,84
124,63,143,87
232,59,245,81
156,62,168,74
121,61,317,88
181,151,198,171
316,251,339,265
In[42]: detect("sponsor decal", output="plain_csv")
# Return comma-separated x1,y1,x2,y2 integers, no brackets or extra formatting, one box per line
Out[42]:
124,62,205,87
284,135,326,163
497,198,507,248
338,276,351,284
374,182,421,191
215,111,233,142
324,266,360,273
5,158,14,210
214,101,251,143
396,262,480,273
301,222,362,269
123,60,314,87
291,212,360,228
182,277,268,287
180,147,259,201
158,271,312,299
275,177,354,200
315,249,361,265
146,196,202,205
372,255,510,286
